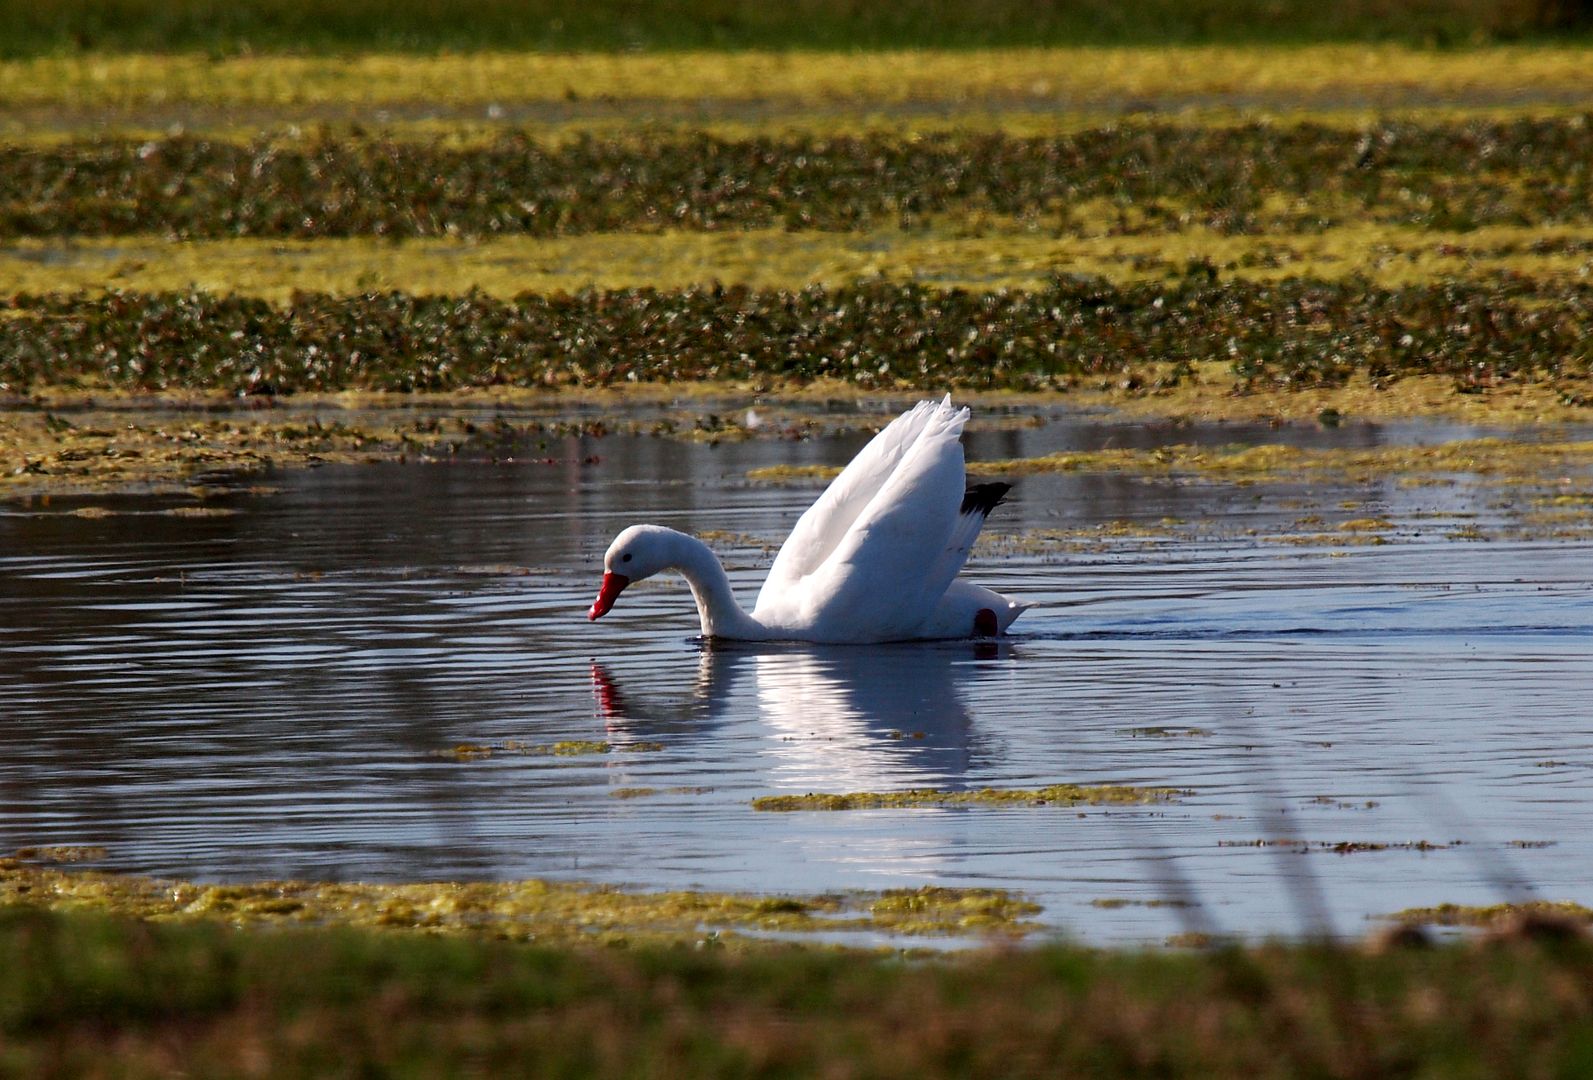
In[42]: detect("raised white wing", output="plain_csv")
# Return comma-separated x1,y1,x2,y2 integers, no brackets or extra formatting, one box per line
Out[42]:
755,396,946,611
789,401,971,641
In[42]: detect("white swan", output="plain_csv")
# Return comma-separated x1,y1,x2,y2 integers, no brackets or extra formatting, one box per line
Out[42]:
587,394,1029,643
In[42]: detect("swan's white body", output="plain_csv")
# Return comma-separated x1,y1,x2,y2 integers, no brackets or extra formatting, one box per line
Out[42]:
589,395,1028,643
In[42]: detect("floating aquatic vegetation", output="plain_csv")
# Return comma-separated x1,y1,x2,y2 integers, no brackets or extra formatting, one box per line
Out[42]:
0,855,1043,944
1090,897,1195,908
754,436,1593,486
1387,901,1593,927
867,887,1042,935
7,392,1592,506
1305,796,1382,811
10,846,107,864
0,407,495,496
1218,839,1457,853
7,45,1593,112
4,118,1593,239
751,783,1186,811
2,274,1588,398
438,739,666,761
3,221,1592,301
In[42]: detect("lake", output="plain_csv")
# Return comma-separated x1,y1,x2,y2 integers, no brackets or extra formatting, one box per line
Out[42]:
3,400,1591,944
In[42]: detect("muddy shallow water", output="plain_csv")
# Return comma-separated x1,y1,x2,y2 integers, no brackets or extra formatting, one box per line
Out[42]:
3,403,1592,945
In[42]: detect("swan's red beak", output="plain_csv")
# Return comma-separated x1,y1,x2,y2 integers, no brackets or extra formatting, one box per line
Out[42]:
588,572,630,621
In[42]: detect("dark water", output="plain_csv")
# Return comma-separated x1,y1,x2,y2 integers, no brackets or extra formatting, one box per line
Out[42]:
3,404,1592,944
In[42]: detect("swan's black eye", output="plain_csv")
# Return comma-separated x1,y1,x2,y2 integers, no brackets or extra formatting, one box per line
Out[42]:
622,553,633,563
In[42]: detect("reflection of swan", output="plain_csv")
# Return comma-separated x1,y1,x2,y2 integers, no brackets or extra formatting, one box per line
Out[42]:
752,646,975,789
593,641,1014,789
588,396,1029,642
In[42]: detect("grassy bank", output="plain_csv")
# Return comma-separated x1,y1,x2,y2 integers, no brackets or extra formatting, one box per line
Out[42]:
2,0,1586,56
3,905,1593,1077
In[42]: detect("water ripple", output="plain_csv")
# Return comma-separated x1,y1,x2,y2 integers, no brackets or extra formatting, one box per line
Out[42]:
3,420,1592,942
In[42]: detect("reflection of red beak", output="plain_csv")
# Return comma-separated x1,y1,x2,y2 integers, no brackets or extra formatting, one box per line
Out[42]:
588,572,630,621
590,662,625,721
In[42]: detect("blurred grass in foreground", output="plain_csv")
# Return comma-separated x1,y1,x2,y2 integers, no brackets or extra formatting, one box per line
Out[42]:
1,0,1589,55
3,906,1593,1077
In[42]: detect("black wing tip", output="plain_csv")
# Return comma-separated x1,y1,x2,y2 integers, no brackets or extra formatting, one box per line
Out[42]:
960,481,1011,517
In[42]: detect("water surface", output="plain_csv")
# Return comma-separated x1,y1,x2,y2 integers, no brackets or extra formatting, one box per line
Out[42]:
3,404,1591,944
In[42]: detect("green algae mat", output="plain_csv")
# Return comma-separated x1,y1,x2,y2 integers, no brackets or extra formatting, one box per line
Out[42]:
0,854,1043,947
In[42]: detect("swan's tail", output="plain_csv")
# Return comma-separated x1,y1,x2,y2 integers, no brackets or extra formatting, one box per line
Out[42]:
939,481,1011,571
960,482,1011,518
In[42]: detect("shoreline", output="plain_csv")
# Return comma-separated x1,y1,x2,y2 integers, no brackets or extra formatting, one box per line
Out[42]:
5,372,1592,500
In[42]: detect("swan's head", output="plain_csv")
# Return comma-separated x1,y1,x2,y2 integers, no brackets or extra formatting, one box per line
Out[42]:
589,524,673,621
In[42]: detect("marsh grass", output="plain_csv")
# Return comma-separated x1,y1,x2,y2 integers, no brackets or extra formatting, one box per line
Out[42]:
3,906,1592,1077
0,0,1583,56
4,277,1585,396
9,45,1593,113
7,120,1593,239
6,221,1593,300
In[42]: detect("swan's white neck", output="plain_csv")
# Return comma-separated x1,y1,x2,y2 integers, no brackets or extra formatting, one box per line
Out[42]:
659,531,768,640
